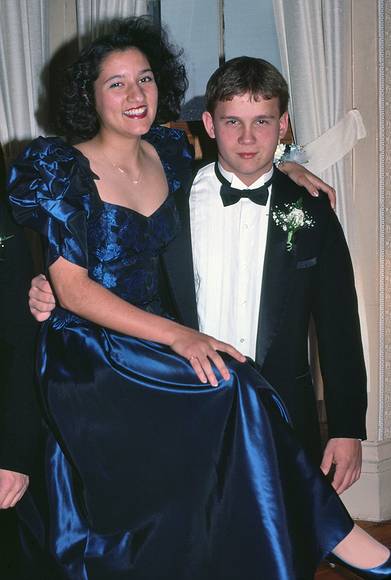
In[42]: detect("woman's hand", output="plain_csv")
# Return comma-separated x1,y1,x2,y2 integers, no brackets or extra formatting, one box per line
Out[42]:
169,326,246,387
278,161,336,209
48,256,245,384
46,256,245,387
0,469,29,509
29,274,56,321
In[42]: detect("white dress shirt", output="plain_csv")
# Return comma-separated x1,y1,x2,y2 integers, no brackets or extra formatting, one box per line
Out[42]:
190,162,273,358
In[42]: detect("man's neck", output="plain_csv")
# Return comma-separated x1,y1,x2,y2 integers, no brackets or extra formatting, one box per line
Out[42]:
217,162,274,189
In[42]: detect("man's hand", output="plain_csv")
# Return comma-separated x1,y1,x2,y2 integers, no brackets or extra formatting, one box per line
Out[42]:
29,274,56,321
278,161,336,209
320,437,362,494
0,469,29,509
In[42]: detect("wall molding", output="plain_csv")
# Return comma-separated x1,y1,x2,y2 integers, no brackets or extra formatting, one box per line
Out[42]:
343,440,391,520
380,0,391,441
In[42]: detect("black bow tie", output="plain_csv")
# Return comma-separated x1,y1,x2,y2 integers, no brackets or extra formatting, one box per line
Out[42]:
215,163,273,207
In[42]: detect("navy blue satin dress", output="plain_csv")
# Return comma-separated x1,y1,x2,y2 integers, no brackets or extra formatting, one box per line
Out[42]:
9,128,353,580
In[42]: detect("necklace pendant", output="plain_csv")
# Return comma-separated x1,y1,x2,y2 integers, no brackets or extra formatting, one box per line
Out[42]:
102,151,142,184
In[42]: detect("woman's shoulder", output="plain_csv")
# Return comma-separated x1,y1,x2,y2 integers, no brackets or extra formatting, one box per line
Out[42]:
17,136,91,172
8,135,94,234
20,135,74,157
144,125,194,190
9,136,93,190
145,126,193,160
9,136,92,191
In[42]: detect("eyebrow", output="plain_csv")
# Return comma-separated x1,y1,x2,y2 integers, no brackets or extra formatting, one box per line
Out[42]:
219,114,276,120
103,69,153,84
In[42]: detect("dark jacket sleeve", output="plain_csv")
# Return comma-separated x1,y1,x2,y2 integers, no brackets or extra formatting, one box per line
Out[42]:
312,201,367,440
0,202,41,475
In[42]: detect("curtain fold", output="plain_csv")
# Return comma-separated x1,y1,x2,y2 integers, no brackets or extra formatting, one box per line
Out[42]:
272,0,364,239
304,109,366,175
76,0,149,46
272,0,370,393
0,0,49,163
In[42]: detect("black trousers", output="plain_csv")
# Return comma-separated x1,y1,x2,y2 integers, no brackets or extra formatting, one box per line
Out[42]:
0,508,21,579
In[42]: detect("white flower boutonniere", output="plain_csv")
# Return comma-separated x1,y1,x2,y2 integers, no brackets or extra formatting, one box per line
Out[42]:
274,143,307,168
272,197,315,252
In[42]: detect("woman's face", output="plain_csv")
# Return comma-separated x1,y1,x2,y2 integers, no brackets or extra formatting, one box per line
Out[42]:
94,48,158,139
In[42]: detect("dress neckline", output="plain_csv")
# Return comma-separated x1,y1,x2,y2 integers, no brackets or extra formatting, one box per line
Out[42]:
98,196,172,220
68,136,170,219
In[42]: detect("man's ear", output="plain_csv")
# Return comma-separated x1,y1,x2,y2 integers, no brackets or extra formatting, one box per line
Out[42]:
279,111,289,140
202,111,216,139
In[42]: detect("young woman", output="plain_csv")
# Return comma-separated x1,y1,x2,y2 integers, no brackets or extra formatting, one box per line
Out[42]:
9,17,391,580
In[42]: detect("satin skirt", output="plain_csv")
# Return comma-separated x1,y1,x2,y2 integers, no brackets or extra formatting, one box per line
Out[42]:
18,310,353,580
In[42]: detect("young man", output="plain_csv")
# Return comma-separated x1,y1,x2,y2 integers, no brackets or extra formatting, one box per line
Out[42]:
161,57,366,492
29,56,366,494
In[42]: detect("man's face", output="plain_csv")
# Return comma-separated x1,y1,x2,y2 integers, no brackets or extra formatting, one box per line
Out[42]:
202,94,288,186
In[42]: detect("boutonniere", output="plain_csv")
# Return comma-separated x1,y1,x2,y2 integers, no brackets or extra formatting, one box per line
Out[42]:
274,143,307,168
272,197,315,252
0,233,14,260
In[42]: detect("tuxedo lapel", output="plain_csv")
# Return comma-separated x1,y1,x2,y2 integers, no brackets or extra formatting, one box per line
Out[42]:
161,184,199,330
255,170,299,366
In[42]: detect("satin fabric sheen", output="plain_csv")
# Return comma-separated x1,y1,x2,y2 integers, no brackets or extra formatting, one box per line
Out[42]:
9,129,353,579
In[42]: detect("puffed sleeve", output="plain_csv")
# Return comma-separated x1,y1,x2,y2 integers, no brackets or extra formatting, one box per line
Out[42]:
8,137,92,269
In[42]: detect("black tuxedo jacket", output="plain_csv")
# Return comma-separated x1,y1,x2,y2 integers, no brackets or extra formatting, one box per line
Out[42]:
161,167,367,461
0,201,40,475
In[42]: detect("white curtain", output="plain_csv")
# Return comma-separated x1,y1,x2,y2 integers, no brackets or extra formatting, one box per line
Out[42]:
272,0,370,389
0,0,49,162
76,0,149,46
272,0,366,241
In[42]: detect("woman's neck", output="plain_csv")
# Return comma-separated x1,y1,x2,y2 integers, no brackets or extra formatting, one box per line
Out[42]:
92,131,144,166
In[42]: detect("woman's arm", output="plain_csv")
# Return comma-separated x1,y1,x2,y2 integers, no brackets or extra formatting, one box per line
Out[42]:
278,161,336,209
50,257,245,387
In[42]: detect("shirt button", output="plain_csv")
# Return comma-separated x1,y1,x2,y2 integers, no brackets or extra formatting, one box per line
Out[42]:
240,338,245,343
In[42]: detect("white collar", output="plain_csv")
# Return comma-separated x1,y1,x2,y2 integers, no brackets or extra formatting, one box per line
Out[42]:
217,162,274,191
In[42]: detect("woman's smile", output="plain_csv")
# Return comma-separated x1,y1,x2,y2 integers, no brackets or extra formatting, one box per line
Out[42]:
123,105,148,119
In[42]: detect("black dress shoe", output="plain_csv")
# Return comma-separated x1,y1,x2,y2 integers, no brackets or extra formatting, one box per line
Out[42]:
327,552,391,578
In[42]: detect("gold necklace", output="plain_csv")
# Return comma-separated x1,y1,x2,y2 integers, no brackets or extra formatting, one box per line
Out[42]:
102,151,142,185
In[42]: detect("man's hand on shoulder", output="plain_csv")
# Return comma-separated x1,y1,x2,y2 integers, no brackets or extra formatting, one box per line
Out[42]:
0,469,29,509
320,437,362,494
278,161,336,209
29,274,56,321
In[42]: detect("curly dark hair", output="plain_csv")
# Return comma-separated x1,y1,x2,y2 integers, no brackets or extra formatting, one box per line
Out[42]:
205,56,289,116
57,17,188,140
